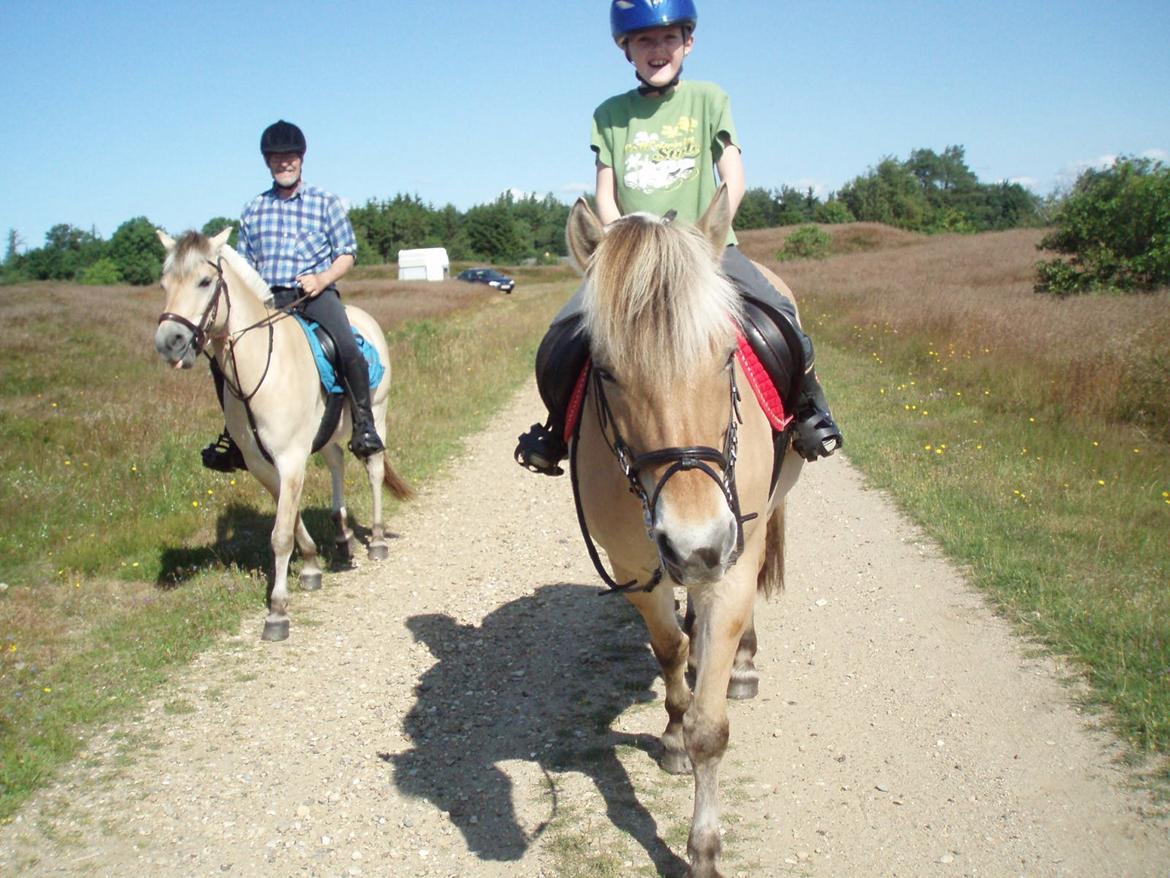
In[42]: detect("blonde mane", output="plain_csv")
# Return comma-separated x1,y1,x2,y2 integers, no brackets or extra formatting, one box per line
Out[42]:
582,213,741,382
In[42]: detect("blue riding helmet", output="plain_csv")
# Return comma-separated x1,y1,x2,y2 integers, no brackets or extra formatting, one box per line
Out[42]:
610,0,698,46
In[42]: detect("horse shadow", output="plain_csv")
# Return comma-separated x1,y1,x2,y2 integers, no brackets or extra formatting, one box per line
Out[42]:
155,502,377,587
385,582,690,876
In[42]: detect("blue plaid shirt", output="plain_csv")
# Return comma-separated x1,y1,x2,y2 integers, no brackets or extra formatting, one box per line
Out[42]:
237,183,357,288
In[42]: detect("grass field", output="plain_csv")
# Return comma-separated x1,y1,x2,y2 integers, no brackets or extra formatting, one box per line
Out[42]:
1,225,1167,821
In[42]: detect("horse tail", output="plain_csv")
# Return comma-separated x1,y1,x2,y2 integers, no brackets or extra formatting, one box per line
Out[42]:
382,456,416,501
757,501,785,599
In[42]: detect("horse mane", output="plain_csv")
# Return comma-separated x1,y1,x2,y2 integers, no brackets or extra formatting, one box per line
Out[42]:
162,231,272,305
582,213,741,382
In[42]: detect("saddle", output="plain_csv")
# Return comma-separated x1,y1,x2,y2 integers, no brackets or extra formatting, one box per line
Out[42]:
291,315,385,455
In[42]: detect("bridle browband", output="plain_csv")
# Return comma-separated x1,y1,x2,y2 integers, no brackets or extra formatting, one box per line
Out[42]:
571,357,758,595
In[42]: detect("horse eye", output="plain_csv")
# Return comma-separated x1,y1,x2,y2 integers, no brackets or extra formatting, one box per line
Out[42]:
594,366,617,384
198,277,213,288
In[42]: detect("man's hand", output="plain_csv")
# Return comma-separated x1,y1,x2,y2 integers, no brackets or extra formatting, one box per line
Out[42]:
296,272,328,297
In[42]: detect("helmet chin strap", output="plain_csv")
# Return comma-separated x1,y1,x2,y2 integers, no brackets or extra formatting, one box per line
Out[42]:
636,68,681,96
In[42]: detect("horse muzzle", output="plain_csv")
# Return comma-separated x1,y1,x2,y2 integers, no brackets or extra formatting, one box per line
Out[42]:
653,504,739,586
155,320,199,369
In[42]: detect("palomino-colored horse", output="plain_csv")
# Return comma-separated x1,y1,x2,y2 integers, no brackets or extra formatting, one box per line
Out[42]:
154,228,413,641
567,187,803,877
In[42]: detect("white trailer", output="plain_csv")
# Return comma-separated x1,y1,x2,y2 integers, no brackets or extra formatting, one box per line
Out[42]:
397,247,450,281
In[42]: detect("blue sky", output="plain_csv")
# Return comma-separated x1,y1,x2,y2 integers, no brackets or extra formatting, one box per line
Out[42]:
2,0,1168,250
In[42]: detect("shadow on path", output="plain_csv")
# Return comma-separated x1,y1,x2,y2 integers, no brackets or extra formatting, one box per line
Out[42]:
386,582,688,876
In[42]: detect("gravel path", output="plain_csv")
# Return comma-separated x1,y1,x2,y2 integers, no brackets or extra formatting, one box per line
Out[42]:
2,382,1167,877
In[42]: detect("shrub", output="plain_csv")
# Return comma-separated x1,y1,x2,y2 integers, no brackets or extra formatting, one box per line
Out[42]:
814,199,854,225
109,216,165,286
80,257,123,285
776,225,832,261
1035,157,1170,295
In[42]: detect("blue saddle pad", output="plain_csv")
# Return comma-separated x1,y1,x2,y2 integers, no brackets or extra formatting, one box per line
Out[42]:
292,314,385,395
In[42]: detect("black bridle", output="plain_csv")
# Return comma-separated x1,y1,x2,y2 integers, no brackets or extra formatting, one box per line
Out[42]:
158,257,228,358
571,359,758,595
156,257,309,405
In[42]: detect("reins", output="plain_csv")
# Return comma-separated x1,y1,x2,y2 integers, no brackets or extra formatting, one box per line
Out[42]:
571,359,758,595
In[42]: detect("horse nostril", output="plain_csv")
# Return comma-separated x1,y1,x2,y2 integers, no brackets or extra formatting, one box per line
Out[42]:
693,546,722,569
656,532,682,567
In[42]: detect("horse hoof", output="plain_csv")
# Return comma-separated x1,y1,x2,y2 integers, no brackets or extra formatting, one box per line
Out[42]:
661,749,691,775
262,619,290,641
333,539,353,563
301,572,323,591
727,677,759,700
367,542,389,562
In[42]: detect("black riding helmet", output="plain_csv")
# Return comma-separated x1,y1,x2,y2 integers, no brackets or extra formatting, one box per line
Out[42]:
260,120,306,157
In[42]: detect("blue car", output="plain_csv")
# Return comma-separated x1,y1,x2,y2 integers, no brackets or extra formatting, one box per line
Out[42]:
457,267,515,293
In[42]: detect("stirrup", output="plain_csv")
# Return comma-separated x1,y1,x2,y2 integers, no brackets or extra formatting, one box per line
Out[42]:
791,406,843,462
515,423,567,476
348,425,385,460
201,430,247,472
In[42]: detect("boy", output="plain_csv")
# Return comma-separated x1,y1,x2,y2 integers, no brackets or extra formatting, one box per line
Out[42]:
515,0,842,475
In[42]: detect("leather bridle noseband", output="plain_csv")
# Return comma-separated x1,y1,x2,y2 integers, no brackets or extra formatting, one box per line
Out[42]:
571,358,758,595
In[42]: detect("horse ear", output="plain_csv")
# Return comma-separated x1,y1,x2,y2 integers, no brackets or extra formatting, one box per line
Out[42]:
156,229,176,251
697,183,732,255
566,197,605,272
210,226,232,251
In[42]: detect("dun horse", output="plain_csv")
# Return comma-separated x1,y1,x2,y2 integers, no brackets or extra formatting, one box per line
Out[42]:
154,228,413,641
567,187,803,877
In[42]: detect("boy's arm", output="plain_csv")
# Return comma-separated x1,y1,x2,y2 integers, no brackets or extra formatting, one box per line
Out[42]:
595,162,622,225
715,136,746,220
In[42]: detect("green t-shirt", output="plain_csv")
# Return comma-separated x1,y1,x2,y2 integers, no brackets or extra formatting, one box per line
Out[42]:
591,80,740,244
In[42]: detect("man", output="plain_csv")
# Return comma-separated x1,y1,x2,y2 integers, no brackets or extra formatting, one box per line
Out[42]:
202,120,384,471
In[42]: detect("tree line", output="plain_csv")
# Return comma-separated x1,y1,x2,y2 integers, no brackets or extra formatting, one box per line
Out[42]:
4,146,1165,295
736,145,1044,233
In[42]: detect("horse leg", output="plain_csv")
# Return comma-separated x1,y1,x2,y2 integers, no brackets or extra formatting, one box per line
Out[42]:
261,464,307,642
685,595,757,700
727,609,759,700
623,577,692,775
321,443,357,564
684,575,756,878
364,451,388,561
295,513,322,592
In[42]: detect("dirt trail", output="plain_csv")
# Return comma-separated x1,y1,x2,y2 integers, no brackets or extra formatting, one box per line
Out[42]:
2,382,1167,877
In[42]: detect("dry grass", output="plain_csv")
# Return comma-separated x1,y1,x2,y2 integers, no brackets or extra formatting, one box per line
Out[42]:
740,227,1170,440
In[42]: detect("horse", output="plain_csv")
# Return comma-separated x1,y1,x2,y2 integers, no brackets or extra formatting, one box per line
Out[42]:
566,185,804,878
154,227,414,642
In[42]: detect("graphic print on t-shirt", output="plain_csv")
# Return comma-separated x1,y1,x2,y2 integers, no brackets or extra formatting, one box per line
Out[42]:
622,116,700,195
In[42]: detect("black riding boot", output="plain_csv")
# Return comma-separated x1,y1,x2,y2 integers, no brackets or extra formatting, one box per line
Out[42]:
201,360,247,472
788,332,843,462
341,356,385,459
515,317,589,476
